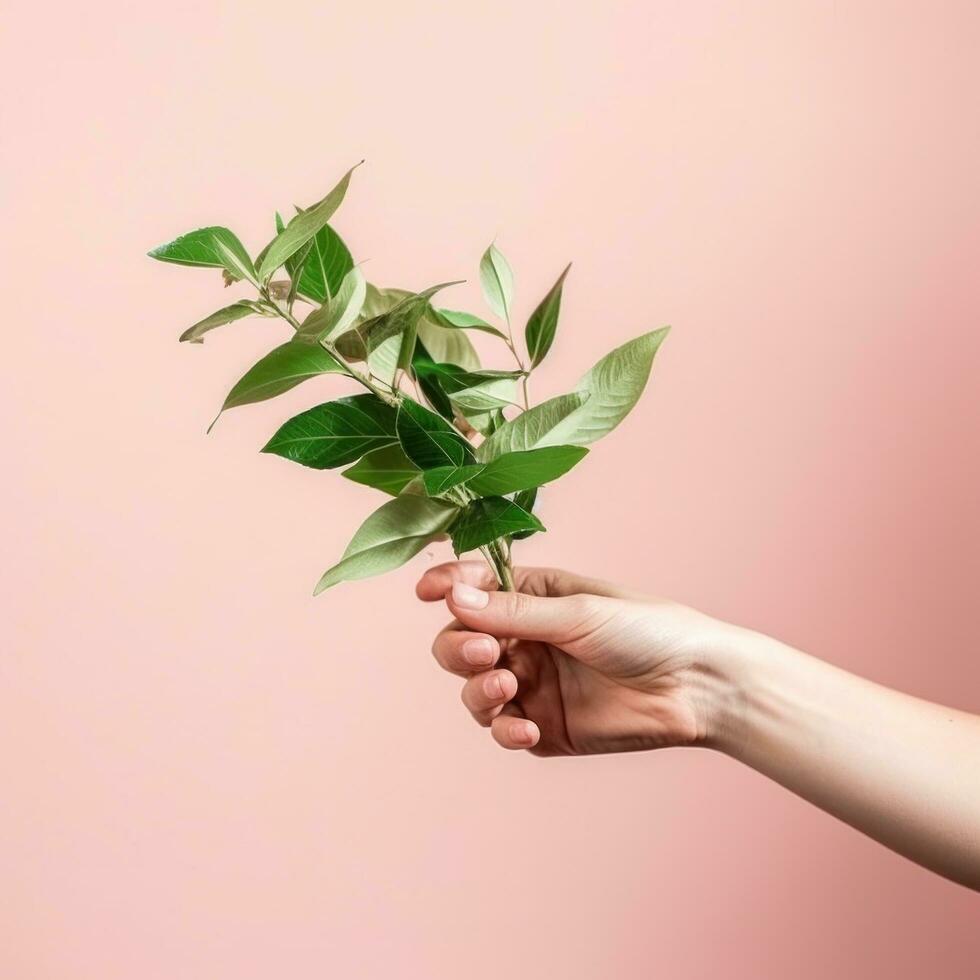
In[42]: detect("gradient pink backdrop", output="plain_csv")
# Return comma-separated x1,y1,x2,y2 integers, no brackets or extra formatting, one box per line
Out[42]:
2,1,979,977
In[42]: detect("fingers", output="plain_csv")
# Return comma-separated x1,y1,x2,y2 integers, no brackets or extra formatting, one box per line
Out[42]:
461,669,518,724
417,560,638,603
446,580,593,643
491,708,540,750
416,561,499,602
432,623,500,675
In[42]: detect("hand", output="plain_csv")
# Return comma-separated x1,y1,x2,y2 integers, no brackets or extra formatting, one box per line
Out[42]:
416,561,737,755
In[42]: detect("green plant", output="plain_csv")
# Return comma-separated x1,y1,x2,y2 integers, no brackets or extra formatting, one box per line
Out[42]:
149,164,669,594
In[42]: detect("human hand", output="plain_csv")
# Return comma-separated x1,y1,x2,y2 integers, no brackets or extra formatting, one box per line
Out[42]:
416,561,740,755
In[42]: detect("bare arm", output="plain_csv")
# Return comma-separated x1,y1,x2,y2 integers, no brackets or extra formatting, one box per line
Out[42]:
417,561,980,891
715,630,980,890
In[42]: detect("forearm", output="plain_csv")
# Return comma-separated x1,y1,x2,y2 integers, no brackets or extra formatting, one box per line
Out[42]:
708,628,980,890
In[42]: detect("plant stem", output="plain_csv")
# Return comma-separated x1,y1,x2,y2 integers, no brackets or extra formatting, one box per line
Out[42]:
486,538,515,591
267,283,517,591
263,289,400,407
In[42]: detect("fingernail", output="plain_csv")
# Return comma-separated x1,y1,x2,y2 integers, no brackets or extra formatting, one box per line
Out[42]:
484,673,504,699
452,582,489,610
514,722,535,744
462,638,495,667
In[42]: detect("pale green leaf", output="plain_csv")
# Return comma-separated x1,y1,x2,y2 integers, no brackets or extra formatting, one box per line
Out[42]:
476,391,589,461
213,340,347,427
479,243,514,322
342,445,419,496
540,328,670,446
257,163,361,282
179,300,271,344
431,308,508,340
314,496,458,593
296,266,366,343
416,316,480,371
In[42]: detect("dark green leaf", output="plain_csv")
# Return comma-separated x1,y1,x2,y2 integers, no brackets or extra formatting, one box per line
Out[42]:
262,394,398,469
449,497,544,556
525,263,570,368
342,445,419,496
314,495,459,593
466,446,587,496
179,300,271,344
296,224,354,302
148,226,257,284
396,398,475,470
412,360,521,413
212,340,347,427
510,488,540,540
412,340,455,421
256,163,361,282
421,464,484,496
476,391,589,461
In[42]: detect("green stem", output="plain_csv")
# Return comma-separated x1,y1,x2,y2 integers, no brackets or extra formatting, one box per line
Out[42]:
486,538,515,591
263,288,400,407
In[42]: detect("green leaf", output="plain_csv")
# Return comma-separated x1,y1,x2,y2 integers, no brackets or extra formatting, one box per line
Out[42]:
256,163,361,282
462,407,505,437
421,464,484,496
449,497,544,556
148,226,257,284
412,359,520,413
296,266,366,343
525,263,570,368
370,335,402,389
314,495,458,593
476,391,589,461
417,314,481,370
466,446,587,496
479,243,514,322
179,300,271,343
541,327,670,446
431,308,508,340
412,340,455,421
297,224,354,302
213,340,347,426
262,394,398,469
359,282,461,365
449,376,517,412
396,398,475,470
510,487,540,540
342,445,419,496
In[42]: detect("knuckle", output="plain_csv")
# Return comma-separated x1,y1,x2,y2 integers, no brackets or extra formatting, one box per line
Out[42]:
505,591,534,621
560,594,612,644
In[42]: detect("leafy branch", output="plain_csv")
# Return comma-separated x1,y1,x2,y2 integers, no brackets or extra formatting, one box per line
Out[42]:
149,163,670,594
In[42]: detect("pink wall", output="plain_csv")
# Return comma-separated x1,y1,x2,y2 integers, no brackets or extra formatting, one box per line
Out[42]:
3,1,979,977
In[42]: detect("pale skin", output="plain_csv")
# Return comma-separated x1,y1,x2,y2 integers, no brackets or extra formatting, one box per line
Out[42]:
417,561,980,892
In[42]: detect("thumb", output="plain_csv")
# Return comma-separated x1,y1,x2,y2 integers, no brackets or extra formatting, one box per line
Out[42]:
446,581,588,643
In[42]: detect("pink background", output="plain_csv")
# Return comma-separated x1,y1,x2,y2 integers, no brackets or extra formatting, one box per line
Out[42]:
3,1,979,977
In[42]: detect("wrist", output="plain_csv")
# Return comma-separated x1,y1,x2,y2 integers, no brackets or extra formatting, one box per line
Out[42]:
691,620,795,754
